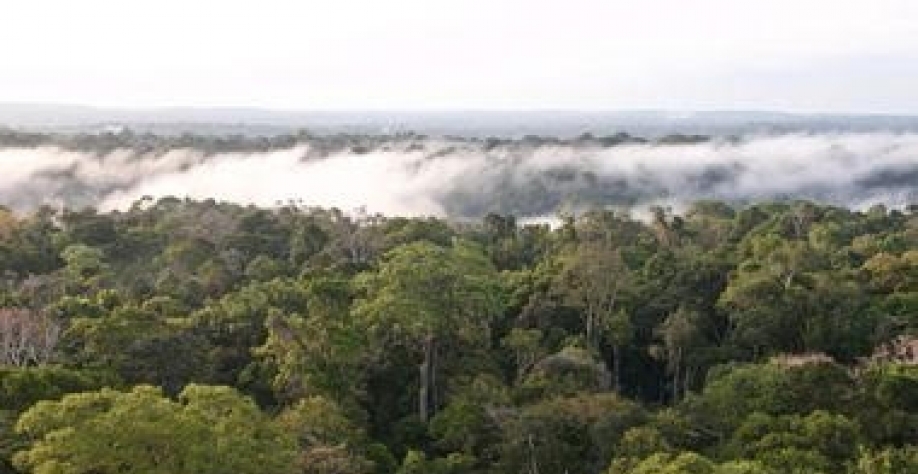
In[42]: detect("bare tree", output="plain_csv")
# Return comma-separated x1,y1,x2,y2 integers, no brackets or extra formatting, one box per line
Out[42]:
0,308,60,367
324,207,384,266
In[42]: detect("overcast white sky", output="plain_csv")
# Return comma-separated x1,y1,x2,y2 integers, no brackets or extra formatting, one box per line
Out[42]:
1,0,917,113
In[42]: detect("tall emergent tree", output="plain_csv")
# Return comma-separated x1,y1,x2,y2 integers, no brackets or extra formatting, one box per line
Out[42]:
355,240,504,423
556,241,635,392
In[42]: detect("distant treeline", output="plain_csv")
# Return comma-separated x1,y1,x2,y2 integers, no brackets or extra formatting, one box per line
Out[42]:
0,127,708,154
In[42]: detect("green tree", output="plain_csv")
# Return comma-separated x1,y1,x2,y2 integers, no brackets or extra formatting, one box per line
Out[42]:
60,244,110,293
655,306,705,402
0,367,115,473
556,241,635,392
499,393,646,474
14,384,297,474
355,241,504,423
612,451,715,474
257,275,366,405
277,396,375,474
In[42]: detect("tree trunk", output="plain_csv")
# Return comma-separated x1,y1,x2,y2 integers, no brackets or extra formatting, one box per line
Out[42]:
612,344,623,394
431,338,439,414
585,310,594,346
671,349,682,403
419,334,436,423
527,434,540,474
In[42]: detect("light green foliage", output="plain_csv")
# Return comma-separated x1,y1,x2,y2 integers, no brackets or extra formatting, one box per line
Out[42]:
356,240,503,341
257,276,365,404
13,384,297,474
0,367,116,473
396,450,475,474
60,244,110,292
355,240,504,422
616,426,672,459
714,460,775,474
620,452,716,474
853,446,918,474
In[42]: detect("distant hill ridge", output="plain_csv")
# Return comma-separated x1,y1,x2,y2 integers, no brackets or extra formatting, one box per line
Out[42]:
3,103,918,137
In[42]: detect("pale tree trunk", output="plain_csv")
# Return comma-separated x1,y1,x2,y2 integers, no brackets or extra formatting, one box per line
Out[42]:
585,310,594,346
608,294,622,392
527,434,540,474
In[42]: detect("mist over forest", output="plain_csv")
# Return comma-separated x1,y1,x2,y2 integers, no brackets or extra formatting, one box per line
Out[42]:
5,110,918,474
4,0,918,470
3,127,918,219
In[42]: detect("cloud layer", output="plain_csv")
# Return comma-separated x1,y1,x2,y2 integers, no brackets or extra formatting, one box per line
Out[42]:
2,133,918,218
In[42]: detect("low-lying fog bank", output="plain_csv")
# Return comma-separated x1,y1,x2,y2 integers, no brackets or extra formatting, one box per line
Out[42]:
2,132,918,218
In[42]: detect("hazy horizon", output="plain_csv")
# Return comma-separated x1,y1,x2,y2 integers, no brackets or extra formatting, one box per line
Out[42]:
2,1,917,113
5,103,918,139
6,102,918,116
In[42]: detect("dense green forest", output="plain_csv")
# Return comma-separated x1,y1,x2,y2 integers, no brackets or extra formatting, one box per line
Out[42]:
1,198,917,473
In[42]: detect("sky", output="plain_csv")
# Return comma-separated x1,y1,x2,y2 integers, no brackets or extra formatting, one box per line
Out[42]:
1,0,917,113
